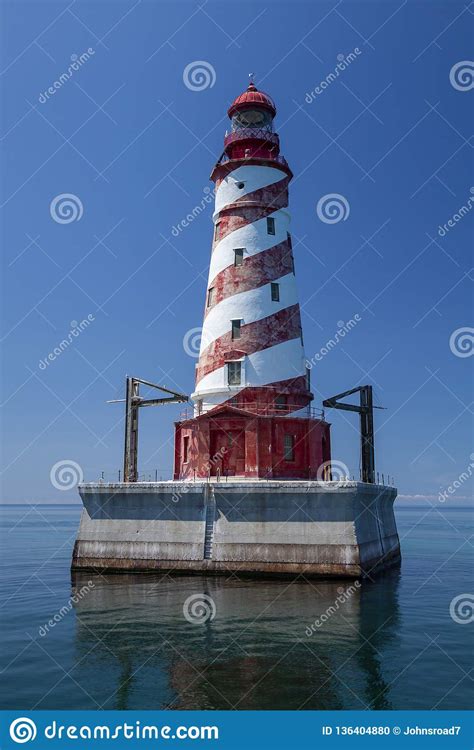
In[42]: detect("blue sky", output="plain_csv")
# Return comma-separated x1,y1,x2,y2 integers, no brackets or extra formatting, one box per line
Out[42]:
1,0,472,502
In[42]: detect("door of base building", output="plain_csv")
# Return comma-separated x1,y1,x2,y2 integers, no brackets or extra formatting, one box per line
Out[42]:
209,428,246,476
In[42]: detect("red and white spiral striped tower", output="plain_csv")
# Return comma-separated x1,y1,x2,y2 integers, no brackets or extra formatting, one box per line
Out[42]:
174,81,331,480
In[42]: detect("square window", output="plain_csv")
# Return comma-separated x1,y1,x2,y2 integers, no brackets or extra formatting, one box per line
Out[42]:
271,282,280,302
183,435,190,463
275,395,287,411
234,248,244,266
267,217,275,235
227,361,242,385
284,434,295,461
207,287,215,307
231,319,242,340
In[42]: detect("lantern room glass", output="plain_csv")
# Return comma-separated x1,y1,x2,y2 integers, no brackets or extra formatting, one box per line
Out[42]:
232,108,273,132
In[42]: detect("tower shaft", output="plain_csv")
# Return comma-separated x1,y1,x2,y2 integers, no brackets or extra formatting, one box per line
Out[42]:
174,82,331,480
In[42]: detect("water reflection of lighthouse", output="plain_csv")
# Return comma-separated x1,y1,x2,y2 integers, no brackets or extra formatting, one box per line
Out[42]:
72,571,400,710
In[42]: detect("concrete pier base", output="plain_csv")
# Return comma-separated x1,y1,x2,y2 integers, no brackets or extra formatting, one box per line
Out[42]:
72,480,400,578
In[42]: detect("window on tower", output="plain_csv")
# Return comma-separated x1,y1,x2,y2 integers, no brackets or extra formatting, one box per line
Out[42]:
207,287,215,307
214,222,221,242
227,361,242,386
231,319,242,340
275,395,287,411
234,248,244,266
271,282,280,302
283,434,295,461
267,217,275,235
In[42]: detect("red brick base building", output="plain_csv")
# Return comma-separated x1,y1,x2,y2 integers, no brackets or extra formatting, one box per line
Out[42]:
174,404,331,480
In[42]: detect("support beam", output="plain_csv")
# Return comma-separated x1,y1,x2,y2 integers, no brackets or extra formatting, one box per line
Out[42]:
123,376,139,483
112,376,188,483
360,385,375,484
323,385,378,484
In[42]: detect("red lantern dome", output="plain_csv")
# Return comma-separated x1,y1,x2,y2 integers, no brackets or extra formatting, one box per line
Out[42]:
227,81,277,118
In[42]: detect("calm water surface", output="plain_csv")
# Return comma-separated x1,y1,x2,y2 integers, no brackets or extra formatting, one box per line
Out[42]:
0,503,472,710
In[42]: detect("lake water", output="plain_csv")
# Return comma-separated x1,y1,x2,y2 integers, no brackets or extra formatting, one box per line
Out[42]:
0,503,472,711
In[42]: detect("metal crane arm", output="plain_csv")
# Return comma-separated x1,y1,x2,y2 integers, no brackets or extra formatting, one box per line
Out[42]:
109,376,189,482
322,385,377,484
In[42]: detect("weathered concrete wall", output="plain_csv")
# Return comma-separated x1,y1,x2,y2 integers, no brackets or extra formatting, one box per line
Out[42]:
75,483,206,564
73,480,400,578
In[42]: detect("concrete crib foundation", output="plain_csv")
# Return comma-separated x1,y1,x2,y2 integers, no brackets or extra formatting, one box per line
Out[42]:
72,480,400,578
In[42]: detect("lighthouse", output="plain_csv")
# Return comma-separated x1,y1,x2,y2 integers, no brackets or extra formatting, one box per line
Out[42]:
174,81,331,480
72,80,400,579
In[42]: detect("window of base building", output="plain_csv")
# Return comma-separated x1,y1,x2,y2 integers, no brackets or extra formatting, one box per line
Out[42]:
275,395,287,411
284,434,295,461
183,435,190,463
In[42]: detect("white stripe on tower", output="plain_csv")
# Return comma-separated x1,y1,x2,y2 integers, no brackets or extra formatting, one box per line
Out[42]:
200,272,297,351
214,165,290,214
196,338,307,394
208,209,288,283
